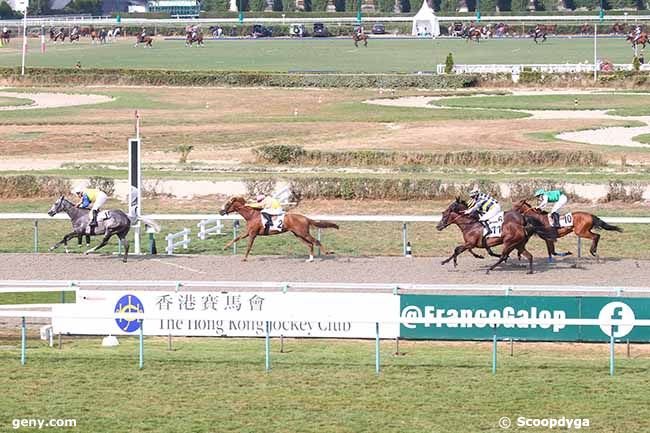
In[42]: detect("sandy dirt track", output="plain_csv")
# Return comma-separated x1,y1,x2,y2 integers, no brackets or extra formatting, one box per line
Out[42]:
0,253,648,290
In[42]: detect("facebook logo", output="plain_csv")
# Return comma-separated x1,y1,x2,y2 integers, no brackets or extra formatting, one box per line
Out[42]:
598,302,635,338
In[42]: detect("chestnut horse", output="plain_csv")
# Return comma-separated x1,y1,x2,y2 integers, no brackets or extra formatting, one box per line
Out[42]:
466,28,482,42
353,32,368,47
512,200,622,263
135,35,154,48
219,196,339,262
628,32,648,50
436,198,555,274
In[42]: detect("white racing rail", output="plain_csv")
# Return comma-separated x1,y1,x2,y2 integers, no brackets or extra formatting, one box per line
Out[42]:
165,228,191,255
436,63,650,74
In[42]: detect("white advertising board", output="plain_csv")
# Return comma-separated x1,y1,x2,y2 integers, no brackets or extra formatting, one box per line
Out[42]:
52,290,399,338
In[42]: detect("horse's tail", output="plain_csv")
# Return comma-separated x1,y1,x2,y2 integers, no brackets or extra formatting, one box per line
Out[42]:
524,215,558,241
592,216,623,233
309,219,339,230
137,216,161,233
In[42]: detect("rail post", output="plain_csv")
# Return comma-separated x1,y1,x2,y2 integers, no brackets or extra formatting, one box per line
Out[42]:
317,228,321,257
21,316,26,366
233,221,239,255
577,237,582,258
402,223,408,256
33,220,38,253
492,326,497,374
375,322,380,375
139,319,144,370
609,325,615,376
265,321,271,372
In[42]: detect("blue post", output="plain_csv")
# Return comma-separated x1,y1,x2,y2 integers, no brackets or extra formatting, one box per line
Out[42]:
139,320,144,369
375,322,380,375
610,326,615,376
265,321,271,372
492,327,497,374
21,317,26,366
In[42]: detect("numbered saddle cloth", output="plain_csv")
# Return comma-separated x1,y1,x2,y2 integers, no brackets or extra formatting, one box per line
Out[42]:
549,213,573,228
260,213,285,232
483,211,504,238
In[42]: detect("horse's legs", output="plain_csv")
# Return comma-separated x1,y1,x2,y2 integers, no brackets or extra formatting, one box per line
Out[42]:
588,231,601,261
441,244,470,267
517,244,534,274
469,249,484,259
50,232,79,253
223,232,249,250
486,242,519,274
242,234,258,261
364,38,367,47
85,232,113,255
292,233,315,262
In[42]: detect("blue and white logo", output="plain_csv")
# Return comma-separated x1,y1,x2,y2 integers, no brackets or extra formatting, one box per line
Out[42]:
598,302,635,338
114,294,144,333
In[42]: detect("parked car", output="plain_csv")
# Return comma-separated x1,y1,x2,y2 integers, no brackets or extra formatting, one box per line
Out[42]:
312,22,329,37
371,23,386,34
291,23,307,37
251,24,272,38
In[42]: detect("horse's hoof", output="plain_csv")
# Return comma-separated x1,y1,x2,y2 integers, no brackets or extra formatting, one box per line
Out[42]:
485,270,491,275
527,270,534,275
547,257,554,264
306,256,314,263
241,258,247,262
440,261,447,266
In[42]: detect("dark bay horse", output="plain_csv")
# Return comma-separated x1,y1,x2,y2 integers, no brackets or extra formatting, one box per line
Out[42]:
513,200,622,263
353,32,368,47
436,198,555,274
1,29,10,46
466,28,482,42
531,27,547,44
186,31,204,46
219,196,339,262
47,196,160,263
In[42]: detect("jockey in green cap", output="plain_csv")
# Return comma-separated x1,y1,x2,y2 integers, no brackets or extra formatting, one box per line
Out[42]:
534,188,568,228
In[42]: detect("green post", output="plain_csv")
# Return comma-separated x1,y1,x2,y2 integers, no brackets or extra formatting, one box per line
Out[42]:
239,0,244,24
476,0,481,22
599,0,604,23
356,0,361,24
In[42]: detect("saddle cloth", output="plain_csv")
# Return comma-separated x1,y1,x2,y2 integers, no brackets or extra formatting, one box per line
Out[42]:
260,213,285,232
548,213,573,228
483,211,504,238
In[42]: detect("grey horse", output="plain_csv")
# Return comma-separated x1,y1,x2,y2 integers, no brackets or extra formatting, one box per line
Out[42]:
47,196,160,262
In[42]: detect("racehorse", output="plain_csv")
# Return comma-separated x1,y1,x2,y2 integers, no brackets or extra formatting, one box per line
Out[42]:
47,196,160,263
353,32,368,47
69,32,80,43
580,23,592,35
466,28,482,42
436,198,556,274
186,31,204,47
512,200,623,264
50,28,66,43
628,32,648,51
531,27,547,44
135,34,154,48
219,196,339,262
612,22,626,35
1,29,10,46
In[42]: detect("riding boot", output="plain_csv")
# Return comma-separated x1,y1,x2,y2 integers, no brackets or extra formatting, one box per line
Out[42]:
482,221,491,236
551,212,560,228
90,209,99,228
263,213,272,235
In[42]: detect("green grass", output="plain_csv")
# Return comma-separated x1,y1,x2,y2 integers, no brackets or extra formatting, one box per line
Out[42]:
436,94,650,111
0,336,648,432
0,291,76,305
0,96,33,107
0,37,636,73
632,133,650,144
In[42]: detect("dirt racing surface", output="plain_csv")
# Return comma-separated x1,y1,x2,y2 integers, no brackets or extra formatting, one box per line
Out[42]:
0,253,648,290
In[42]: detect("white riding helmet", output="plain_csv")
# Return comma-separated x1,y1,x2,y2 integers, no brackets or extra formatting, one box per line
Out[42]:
469,188,480,197
256,194,266,203
72,185,84,194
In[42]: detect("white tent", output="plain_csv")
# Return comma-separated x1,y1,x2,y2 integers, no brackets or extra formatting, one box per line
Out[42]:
411,0,440,38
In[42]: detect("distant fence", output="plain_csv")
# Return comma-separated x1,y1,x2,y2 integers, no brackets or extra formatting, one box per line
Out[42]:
436,63,650,74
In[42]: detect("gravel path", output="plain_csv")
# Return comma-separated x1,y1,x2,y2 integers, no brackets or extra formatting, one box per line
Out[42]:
366,91,650,148
0,90,113,111
1,253,648,290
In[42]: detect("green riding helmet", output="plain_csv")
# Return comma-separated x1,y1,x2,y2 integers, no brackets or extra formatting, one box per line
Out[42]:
534,188,545,197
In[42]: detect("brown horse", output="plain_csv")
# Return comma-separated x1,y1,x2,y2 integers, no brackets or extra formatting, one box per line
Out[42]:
186,31,204,47
436,198,555,274
612,22,626,35
628,32,648,50
512,200,623,263
353,32,368,47
466,28,482,42
135,35,154,48
1,29,10,46
219,196,339,262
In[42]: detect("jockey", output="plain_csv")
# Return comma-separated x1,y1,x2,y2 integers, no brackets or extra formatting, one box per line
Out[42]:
2,26,7,34
249,193,283,233
71,26,78,36
141,27,147,40
464,188,501,236
534,188,568,228
634,25,643,42
73,185,108,228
